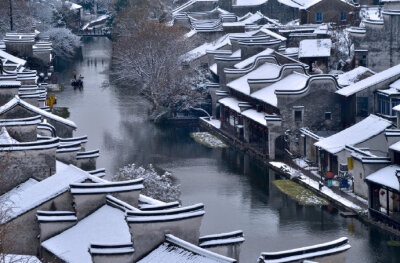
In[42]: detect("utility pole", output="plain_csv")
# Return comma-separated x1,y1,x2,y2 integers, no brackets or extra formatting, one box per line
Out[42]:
8,0,13,31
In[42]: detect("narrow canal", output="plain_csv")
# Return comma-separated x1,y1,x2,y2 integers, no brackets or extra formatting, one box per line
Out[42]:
55,37,400,263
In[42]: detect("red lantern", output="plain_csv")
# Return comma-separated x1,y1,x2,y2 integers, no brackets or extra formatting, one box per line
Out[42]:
381,191,386,196
391,195,395,199
374,189,379,193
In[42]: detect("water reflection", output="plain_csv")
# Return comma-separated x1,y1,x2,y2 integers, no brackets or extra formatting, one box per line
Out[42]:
54,37,400,263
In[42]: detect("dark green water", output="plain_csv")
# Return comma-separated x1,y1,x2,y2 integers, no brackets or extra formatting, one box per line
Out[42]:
54,37,400,263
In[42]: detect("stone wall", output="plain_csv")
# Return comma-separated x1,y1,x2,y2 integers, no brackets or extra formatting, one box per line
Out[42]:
129,216,203,261
0,87,19,106
277,78,342,155
0,148,56,194
352,12,400,72
3,125,38,142
3,191,74,256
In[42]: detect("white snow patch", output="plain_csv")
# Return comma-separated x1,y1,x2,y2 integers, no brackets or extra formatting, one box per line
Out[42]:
191,132,227,148
299,39,332,58
0,127,19,144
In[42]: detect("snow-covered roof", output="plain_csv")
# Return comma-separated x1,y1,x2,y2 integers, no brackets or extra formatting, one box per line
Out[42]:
238,12,266,24
260,28,287,41
42,204,131,263
390,78,400,90
361,7,382,22
366,165,400,191
259,237,350,263
314,115,392,154
233,0,268,7
227,63,282,95
0,127,19,144
241,109,267,126
234,48,274,69
393,104,400,112
0,81,21,87
0,161,99,222
185,30,262,61
185,34,231,61
65,0,82,10
279,0,356,9
251,72,309,107
377,87,400,96
69,179,144,194
298,39,332,58
278,0,321,9
0,96,77,128
0,50,26,66
336,64,400,97
138,234,236,263
199,230,244,248
389,141,400,153
219,97,241,113
337,66,375,87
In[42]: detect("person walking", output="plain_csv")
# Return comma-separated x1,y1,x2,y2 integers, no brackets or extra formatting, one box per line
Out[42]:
73,70,77,80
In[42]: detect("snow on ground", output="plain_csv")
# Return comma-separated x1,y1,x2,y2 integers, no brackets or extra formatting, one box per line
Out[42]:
190,132,227,148
270,162,363,211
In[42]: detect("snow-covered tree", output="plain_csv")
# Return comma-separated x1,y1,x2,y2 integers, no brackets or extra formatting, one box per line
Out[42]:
112,14,208,120
44,28,81,60
328,25,354,71
112,164,181,202
0,0,34,36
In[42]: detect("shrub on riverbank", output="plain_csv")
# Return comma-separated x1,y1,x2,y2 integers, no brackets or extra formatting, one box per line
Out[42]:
112,164,181,202
44,28,81,60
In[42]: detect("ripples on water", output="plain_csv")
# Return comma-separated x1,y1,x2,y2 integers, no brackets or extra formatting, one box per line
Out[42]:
54,37,400,263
